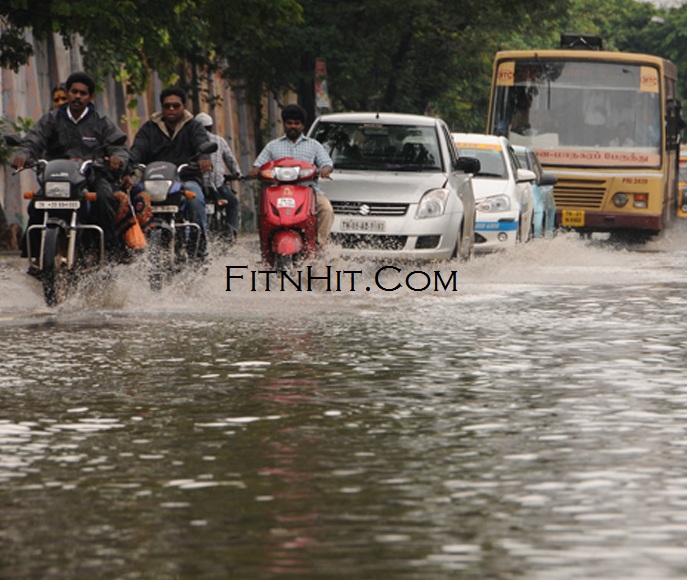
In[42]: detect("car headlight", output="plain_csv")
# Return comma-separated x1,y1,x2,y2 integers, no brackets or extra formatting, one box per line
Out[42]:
416,189,449,219
477,194,510,212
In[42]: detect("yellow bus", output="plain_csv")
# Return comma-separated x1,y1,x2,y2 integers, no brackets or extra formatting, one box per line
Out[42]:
486,34,683,240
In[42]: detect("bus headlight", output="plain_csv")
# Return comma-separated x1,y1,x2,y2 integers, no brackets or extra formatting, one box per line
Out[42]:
633,193,648,209
612,193,628,207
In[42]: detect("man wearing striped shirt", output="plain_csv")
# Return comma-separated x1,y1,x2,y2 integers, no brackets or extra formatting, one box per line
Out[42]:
249,104,334,248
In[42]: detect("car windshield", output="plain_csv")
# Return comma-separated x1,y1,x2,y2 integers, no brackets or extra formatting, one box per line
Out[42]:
454,144,507,179
312,122,443,171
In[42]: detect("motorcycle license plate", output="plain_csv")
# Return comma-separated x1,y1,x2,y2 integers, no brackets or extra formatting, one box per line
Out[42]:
277,198,296,208
340,218,386,233
152,205,180,214
35,200,80,209
206,203,215,215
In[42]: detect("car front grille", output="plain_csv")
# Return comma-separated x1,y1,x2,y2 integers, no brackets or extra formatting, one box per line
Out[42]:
331,233,407,250
553,177,607,209
331,201,409,217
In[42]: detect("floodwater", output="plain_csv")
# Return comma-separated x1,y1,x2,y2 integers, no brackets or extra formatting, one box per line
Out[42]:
2,227,687,579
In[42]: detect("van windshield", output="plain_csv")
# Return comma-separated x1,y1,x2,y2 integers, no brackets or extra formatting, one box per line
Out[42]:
312,122,443,172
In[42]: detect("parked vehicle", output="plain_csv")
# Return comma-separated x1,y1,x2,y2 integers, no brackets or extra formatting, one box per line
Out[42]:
308,112,478,261
452,133,535,252
136,141,217,290
253,157,319,269
513,145,558,238
9,134,127,306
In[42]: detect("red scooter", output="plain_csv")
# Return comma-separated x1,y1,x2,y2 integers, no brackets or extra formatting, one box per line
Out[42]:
255,157,319,269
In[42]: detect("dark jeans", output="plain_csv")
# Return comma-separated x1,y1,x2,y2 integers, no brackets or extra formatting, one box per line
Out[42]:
217,183,240,233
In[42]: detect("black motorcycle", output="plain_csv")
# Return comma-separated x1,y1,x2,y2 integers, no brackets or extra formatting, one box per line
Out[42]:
204,173,240,244
136,141,217,291
8,134,127,306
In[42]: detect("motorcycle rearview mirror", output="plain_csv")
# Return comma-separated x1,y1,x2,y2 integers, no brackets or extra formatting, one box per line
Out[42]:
3,134,23,147
198,141,218,156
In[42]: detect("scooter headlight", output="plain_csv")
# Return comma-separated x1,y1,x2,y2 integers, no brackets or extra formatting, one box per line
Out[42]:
144,180,173,202
273,166,301,181
45,181,70,199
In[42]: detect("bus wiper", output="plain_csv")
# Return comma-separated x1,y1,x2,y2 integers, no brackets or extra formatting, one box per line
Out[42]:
535,53,552,109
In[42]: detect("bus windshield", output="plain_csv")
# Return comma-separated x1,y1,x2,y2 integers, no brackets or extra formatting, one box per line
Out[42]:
490,59,662,169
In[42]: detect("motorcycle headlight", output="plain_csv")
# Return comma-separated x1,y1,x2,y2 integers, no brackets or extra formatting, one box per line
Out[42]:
416,189,449,219
44,181,71,199
144,180,173,202
477,195,510,212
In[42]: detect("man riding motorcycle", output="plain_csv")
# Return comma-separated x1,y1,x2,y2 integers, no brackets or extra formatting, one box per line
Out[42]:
126,87,213,259
12,71,129,263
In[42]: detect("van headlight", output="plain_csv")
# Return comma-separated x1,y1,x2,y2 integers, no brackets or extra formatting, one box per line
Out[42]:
416,189,449,219
477,195,510,212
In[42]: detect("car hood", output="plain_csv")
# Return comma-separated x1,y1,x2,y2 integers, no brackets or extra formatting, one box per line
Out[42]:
320,170,449,203
470,178,510,201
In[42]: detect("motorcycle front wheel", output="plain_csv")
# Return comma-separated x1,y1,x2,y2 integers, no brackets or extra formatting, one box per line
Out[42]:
42,227,70,307
148,227,174,291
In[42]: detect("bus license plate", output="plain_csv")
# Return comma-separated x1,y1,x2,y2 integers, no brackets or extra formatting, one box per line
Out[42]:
562,210,585,227
35,200,80,209
340,219,386,233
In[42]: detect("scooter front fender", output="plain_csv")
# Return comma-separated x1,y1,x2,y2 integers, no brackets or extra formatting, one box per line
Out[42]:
271,229,304,256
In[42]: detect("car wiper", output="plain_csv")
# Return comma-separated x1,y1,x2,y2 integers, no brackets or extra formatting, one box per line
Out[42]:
385,164,442,172
476,172,505,178
334,162,371,170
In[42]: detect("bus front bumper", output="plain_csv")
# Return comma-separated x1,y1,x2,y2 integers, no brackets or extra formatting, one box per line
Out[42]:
555,209,662,233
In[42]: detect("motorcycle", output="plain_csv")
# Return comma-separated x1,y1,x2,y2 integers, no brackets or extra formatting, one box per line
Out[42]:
135,141,217,291
204,172,240,244
8,134,127,306
254,157,320,270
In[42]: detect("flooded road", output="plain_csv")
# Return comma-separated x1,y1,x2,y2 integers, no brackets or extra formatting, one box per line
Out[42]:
2,229,687,579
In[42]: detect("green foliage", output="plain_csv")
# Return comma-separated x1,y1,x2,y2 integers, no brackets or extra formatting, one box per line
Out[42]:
0,116,33,165
2,0,687,145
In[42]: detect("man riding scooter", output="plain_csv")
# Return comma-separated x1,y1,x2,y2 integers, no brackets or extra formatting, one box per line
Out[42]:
248,104,334,250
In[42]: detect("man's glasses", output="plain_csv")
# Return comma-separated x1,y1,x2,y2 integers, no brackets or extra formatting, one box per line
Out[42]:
162,102,182,110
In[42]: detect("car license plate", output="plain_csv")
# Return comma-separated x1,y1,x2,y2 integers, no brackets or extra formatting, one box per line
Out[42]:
206,203,215,215
562,210,585,227
340,219,386,233
35,200,80,209
152,205,180,214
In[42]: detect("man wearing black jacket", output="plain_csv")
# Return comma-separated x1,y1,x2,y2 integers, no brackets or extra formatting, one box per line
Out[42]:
128,87,212,258
13,71,129,260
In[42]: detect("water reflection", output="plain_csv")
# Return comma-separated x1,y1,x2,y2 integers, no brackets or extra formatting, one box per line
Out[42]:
3,230,687,577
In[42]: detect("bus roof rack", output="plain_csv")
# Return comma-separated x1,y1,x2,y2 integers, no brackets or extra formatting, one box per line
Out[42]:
560,33,603,50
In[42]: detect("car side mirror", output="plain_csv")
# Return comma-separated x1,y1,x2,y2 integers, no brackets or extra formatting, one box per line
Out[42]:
539,171,558,186
456,156,480,174
517,168,536,183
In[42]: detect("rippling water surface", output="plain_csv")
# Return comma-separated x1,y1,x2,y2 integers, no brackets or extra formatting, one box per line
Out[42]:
3,229,687,579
